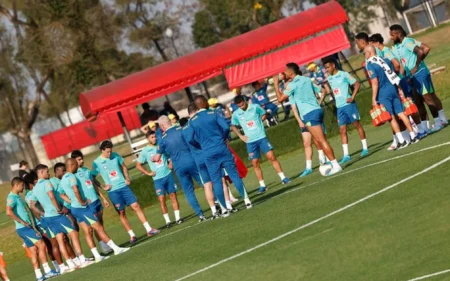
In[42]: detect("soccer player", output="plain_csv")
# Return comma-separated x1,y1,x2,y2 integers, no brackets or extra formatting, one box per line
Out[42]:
355,32,383,56
61,158,130,261
273,63,343,176
183,104,237,216
365,45,419,148
231,95,290,193
306,62,331,94
251,80,279,125
389,24,448,130
6,177,59,280
323,57,369,164
33,164,94,269
230,87,250,112
92,140,159,244
0,251,9,281
185,95,253,209
71,150,113,254
136,130,183,227
50,163,78,228
152,116,208,221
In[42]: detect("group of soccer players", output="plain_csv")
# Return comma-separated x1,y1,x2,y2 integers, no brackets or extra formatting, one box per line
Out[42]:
4,23,448,281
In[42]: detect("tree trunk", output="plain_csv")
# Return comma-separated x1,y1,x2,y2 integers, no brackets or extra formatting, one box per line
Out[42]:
202,81,211,99
15,135,28,163
21,135,39,167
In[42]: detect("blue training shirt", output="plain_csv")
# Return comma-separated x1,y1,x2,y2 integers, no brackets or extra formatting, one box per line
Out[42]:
251,84,271,106
366,57,397,98
185,109,230,152
157,125,196,171
182,120,205,166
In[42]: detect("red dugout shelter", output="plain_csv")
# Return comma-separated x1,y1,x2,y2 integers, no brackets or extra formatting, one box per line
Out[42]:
79,1,349,120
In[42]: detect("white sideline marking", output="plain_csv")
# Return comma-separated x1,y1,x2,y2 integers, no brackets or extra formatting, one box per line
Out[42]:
136,141,450,250
407,269,450,281
174,155,450,281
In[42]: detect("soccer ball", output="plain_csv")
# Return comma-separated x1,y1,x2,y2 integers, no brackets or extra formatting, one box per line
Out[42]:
319,163,332,176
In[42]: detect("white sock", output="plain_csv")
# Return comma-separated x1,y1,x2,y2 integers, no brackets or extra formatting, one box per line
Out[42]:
58,264,67,272
91,248,101,259
434,117,443,128
163,213,171,224
128,230,136,238
35,269,43,278
438,109,447,122
228,189,236,200
226,201,232,210
425,120,430,129
78,255,86,264
409,131,417,139
396,132,405,143
52,260,60,272
277,172,286,180
143,222,152,232
107,240,120,251
318,150,325,164
174,210,181,221
342,144,349,156
258,180,266,187
306,160,312,170
330,159,340,169
361,139,368,150
210,205,217,214
392,134,398,146
244,198,252,205
66,259,76,269
72,257,80,267
402,130,411,143
418,122,425,134
42,263,51,274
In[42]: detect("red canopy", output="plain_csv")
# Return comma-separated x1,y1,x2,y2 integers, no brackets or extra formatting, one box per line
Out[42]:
225,26,350,89
80,1,348,119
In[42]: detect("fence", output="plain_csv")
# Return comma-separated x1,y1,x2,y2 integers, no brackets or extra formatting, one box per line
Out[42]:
404,0,450,34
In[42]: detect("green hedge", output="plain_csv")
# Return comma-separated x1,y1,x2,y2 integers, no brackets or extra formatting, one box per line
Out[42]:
130,89,374,208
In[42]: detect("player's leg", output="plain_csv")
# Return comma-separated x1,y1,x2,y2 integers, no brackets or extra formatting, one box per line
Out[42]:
248,140,266,193
169,192,182,224
28,246,45,280
109,188,138,242
89,201,112,254
205,154,228,217
414,74,441,131
262,138,290,184
353,120,368,156
299,130,314,177
75,217,105,263
128,191,159,237
175,167,205,219
338,125,351,164
35,239,58,277
220,148,252,208
198,165,218,215
0,262,9,281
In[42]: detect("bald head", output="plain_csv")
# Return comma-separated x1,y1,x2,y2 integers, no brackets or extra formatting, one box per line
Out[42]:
158,115,171,131
194,95,209,110
65,158,78,173
364,45,377,59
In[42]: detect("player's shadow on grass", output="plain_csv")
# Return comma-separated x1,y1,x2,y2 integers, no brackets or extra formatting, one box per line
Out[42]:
250,181,304,206
342,141,391,169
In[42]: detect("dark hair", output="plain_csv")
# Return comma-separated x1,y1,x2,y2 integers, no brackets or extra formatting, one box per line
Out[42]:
11,177,24,187
179,117,189,127
251,81,260,88
194,95,208,103
286,62,301,75
369,33,384,44
234,95,246,104
100,140,113,151
142,103,150,110
355,32,369,42
24,171,37,186
71,150,83,159
390,24,407,36
145,130,156,138
187,104,197,115
19,160,28,168
54,162,65,173
34,164,48,173
322,57,336,66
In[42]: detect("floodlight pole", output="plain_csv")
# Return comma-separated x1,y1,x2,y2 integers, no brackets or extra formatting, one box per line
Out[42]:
117,112,133,149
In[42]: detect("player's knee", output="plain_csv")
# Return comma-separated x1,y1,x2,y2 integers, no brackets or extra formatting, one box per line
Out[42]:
339,126,347,134
251,160,260,168
169,193,177,200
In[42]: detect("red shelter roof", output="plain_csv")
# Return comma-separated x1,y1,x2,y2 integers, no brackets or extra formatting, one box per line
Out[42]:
80,1,348,119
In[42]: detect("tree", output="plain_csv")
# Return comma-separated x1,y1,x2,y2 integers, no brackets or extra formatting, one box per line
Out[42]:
193,0,285,48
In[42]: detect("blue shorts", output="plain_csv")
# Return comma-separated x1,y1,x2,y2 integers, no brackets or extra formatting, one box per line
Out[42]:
303,109,324,127
197,163,211,184
400,77,413,98
108,186,138,211
378,91,404,115
47,215,76,237
17,227,42,247
247,137,273,160
153,173,177,196
71,207,98,226
412,70,434,95
36,223,46,235
88,199,103,214
337,103,361,126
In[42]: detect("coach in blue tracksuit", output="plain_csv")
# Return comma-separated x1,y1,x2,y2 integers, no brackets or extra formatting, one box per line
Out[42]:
152,116,205,219
184,96,253,209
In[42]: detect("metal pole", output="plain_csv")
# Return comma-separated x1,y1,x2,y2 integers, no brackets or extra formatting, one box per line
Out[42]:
117,111,133,149
171,37,194,103
425,0,437,27
403,11,413,34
